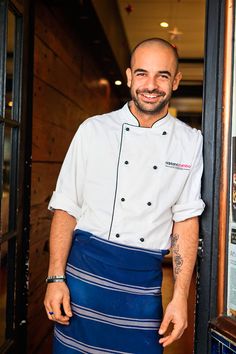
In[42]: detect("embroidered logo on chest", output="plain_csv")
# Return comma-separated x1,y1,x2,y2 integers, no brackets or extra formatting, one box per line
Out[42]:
165,161,191,170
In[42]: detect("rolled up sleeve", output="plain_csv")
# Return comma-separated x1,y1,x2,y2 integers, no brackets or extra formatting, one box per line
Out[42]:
48,123,87,220
172,131,205,222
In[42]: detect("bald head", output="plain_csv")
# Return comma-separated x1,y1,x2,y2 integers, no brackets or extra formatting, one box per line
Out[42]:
130,38,179,73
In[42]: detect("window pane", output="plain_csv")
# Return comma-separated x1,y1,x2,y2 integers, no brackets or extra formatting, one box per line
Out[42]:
1,126,11,234
0,241,8,346
5,9,15,120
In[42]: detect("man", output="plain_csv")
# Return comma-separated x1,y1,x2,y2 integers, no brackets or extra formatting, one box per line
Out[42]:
44,38,205,353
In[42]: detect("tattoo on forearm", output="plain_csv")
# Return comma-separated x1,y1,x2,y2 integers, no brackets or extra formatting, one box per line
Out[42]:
171,233,183,279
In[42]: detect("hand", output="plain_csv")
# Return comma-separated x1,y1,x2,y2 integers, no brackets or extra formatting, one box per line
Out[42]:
158,296,188,347
44,282,72,325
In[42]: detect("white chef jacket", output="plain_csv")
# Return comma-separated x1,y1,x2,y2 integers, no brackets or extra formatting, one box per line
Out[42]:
48,103,205,250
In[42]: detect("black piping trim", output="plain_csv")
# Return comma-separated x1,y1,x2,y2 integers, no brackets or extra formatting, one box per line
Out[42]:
151,112,169,128
127,101,169,128
108,124,125,239
127,102,140,126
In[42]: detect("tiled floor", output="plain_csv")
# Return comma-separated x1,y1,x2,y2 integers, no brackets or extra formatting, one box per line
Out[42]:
211,330,236,354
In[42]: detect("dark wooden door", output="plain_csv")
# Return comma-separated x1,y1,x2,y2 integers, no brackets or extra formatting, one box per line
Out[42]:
0,0,33,353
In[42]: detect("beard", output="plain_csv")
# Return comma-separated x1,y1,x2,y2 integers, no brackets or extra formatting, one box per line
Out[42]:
131,88,172,115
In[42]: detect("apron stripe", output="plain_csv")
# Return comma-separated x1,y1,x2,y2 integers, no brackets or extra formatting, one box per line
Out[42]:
55,328,132,354
71,303,161,329
67,265,162,296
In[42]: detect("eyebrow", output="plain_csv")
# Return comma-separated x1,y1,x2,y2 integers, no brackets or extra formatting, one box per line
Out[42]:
134,68,148,74
159,70,171,77
133,68,172,77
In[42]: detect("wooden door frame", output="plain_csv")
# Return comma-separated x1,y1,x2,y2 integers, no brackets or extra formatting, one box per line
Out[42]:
195,0,236,354
195,0,228,352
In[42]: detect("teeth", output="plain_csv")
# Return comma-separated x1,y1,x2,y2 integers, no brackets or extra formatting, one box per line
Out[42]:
143,94,158,98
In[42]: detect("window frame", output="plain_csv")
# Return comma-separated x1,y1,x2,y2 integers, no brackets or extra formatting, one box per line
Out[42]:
0,0,33,352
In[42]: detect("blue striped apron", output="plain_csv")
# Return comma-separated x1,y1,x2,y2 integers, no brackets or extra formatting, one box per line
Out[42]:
53,229,168,354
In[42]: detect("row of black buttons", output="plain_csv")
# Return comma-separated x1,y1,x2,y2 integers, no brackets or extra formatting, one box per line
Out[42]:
125,126,167,135
123,160,158,169
121,198,152,206
115,234,145,242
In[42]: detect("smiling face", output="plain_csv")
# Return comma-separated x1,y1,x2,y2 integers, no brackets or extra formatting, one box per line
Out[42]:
126,43,182,121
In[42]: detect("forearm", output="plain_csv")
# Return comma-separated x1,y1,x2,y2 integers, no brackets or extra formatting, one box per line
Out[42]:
171,216,199,299
48,209,76,276
159,217,199,346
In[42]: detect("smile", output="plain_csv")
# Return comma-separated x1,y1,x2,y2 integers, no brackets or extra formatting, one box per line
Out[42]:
142,93,159,98
139,92,165,101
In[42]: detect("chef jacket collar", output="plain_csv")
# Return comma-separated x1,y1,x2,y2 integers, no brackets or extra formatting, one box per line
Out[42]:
120,102,172,129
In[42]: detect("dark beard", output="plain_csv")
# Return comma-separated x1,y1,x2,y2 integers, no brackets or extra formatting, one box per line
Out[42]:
131,89,172,115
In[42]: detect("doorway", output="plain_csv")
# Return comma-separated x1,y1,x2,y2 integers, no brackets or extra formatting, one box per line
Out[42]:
0,0,33,352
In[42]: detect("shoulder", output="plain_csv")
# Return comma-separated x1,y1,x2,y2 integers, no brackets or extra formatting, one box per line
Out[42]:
79,107,122,131
70,109,119,143
173,116,201,135
172,116,202,144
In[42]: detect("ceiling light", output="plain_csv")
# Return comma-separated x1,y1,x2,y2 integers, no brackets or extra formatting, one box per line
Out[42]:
115,80,122,86
160,22,169,28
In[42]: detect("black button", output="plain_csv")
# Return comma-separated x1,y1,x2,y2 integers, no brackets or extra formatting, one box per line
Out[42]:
124,161,129,165
126,127,130,131
147,202,152,206
140,238,144,242
115,234,120,238
162,131,167,135
153,165,158,170
121,198,125,202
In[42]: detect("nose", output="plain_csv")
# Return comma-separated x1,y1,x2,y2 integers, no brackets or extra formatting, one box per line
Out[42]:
145,76,158,91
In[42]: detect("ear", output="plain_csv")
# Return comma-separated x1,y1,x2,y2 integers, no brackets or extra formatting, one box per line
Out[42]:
172,71,182,91
126,68,132,88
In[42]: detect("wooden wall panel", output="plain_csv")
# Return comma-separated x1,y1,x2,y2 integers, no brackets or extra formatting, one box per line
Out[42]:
31,163,61,206
34,1,83,80
33,117,73,162
33,77,86,131
29,240,49,291
34,0,113,89
33,79,87,161
28,308,53,354
34,36,110,116
30,204,51,245
28,1,120,352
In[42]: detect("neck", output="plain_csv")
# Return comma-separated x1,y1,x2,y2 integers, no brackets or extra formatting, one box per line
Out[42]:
129,101,168,128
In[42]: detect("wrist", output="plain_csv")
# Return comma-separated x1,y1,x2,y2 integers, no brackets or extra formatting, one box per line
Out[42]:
48,264,66,276
173,283,189,300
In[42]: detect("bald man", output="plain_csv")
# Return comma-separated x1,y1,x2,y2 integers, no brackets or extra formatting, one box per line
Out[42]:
44,38,205,354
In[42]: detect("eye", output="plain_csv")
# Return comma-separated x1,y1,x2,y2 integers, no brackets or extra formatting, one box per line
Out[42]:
136,72,146,77
160,74,169,79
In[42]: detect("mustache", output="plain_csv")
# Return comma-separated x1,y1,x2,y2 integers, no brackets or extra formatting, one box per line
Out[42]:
136,89,165,97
